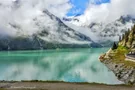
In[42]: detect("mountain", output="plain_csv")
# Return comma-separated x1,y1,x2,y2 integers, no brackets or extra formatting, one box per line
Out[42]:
64,15,135,46
0,9,101,51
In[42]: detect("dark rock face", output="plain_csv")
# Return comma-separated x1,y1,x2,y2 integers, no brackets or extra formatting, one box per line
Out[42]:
118,15,135,24
0,35,101,51
0,36,100,51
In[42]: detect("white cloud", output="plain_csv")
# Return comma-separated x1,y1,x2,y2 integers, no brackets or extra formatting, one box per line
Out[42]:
0,0,71,17
0,0,71,35
76,0,135,25
77,4,109,25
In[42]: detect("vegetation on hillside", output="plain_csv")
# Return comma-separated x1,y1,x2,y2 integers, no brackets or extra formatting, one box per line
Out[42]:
111,24,135,67
99,25,135,85
100,25,135,67
111,46,135,67
119,25,135,49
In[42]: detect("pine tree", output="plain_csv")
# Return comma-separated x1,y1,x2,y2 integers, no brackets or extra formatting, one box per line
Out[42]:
124,30,130,43
133,25,135,34
122,34,124,40
112,42,118,50
119,36,121,41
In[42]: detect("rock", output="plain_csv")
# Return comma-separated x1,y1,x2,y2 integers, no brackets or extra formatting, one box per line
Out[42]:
101,53,135,84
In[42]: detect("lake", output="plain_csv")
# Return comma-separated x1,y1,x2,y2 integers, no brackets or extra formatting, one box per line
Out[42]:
0,48,122,84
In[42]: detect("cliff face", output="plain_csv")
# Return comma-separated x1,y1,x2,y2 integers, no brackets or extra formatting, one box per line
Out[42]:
100,25,135,84
103,61,135,84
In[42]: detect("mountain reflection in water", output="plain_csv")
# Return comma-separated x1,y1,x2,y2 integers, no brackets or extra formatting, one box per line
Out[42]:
0,48,122,84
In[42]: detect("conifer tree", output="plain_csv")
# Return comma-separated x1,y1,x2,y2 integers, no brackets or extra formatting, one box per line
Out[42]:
133,25,135,33
122,34,124,40
112,42,117,50
119,36,121,41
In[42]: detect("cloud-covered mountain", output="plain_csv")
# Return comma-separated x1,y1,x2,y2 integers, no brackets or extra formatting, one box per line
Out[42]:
64,15,135,46
1,0,135,50
0,0,103,50
62,0,135,47
0,9,101,50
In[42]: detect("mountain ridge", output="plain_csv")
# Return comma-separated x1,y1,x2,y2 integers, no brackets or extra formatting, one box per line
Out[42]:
63,15,135,46
0,9,101,50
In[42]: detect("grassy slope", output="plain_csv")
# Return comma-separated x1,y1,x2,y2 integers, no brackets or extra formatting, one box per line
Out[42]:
100,45,135,68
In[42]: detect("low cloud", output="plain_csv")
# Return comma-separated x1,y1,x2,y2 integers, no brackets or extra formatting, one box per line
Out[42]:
0,0,72,36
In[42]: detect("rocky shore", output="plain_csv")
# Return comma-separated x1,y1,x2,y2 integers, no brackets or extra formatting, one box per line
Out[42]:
100,48,135,84
99,25,135,84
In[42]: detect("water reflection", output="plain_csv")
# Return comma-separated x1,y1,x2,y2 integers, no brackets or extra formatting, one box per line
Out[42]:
0,48,122,84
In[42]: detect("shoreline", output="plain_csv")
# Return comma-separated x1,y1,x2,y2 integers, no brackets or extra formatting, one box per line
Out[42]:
0,80,121,85
0,81,135,90
99,46,135,84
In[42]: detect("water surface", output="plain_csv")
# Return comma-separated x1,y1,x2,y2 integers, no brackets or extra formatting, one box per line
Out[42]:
0,48,121,84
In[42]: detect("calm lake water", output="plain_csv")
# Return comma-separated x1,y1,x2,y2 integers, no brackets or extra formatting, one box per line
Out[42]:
0,48,121,84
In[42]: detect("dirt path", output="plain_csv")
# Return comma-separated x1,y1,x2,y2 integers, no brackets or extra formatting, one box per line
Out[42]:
0,82,135,90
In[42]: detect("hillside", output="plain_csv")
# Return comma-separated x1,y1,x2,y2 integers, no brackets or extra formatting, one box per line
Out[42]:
119,25,135,49
99,25,135,84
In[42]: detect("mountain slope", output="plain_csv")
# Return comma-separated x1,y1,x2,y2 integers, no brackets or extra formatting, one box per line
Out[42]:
64,16,135,46
89,16,135,40
99,25,135,84
119,24,135,48
0,9,101,50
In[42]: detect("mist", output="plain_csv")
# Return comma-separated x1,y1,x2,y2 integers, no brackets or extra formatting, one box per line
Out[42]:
0,0,71,36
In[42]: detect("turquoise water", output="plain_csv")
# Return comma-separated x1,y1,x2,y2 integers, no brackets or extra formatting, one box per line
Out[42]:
0,48,121,84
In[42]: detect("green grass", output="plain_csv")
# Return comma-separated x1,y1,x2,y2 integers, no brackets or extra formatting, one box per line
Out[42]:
102,45,135,68
111,45,129,60
0,89,5,90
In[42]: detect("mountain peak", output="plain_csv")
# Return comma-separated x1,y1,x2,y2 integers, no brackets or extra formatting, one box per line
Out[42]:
118,15,135,24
